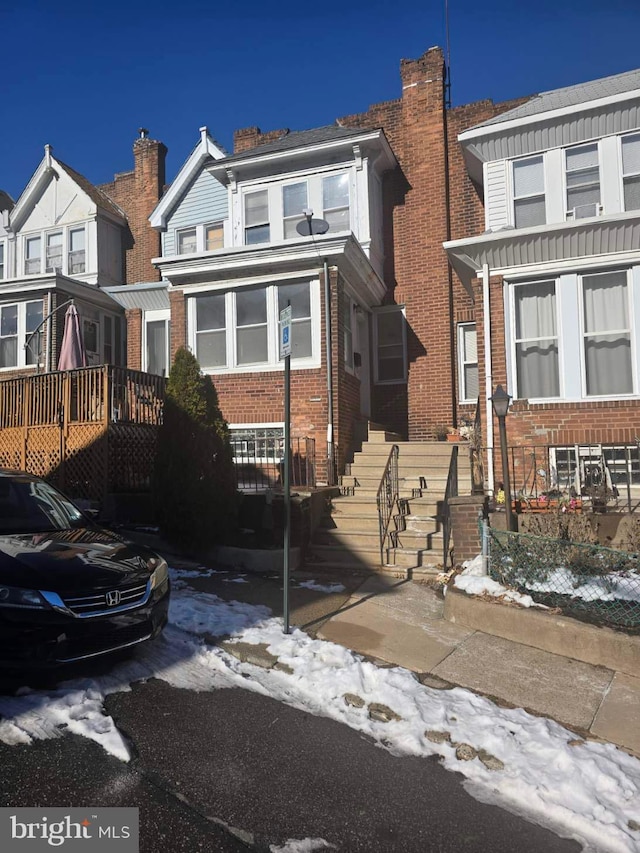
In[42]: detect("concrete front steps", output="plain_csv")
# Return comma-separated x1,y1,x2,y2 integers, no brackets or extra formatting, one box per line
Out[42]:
305,429,471,578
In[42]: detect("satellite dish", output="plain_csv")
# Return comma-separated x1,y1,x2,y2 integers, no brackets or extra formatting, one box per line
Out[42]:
296,217,330,237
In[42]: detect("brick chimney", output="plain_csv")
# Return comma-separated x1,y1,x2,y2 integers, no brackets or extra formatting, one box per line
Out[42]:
99,130,168,284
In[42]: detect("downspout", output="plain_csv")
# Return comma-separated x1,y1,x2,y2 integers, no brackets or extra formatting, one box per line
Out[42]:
442,66,457,429
482,263,495,494
324,259,335,485
45,292,53,373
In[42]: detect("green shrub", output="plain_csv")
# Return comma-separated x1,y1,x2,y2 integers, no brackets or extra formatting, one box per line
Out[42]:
153,348,238,551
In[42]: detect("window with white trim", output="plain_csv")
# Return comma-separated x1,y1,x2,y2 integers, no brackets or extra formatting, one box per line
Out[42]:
25,237,41,275
0,243,4,280
374,307,406,383
144,310,170,376
565,143,600,219
282,182,308,239
513,280,559,399
0,300,44,369
622,133,640,212
205,222,224,251
244,190,270,245
513,156,545,228
322,174,350,231
458,323,478,402
177,228,197,255
46,232,63,272
68,228,85,274
509,270,639,401
192,281,318,372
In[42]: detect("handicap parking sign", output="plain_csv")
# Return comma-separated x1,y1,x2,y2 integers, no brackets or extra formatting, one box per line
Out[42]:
280,306,292,358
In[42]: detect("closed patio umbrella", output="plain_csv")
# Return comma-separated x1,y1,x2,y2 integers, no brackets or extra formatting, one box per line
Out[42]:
58,303,86,370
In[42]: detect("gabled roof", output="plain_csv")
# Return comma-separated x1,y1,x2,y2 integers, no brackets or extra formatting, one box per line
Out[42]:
149,128,227,230
10,146,127,231
56,160,126,220
469,67,640,131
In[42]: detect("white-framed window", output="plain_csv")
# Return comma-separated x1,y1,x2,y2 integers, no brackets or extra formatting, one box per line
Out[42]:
177,228,197,255
144,309,170,376
282,181,308,239
458,323,479,402
46,232,63,272
373,306,407,384
622,133,640,212
0,300,44,369
322,174,350,231
581,270,632,396
244,190,270,245
565,143,600,219
68,228,85,274
205,222,224,251
25,236,41,275
0,242,4,280
191,280,319,373
513,280,560,399
512,156,545,228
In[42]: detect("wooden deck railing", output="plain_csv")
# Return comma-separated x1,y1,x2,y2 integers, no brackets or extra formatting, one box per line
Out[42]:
0,366,165,429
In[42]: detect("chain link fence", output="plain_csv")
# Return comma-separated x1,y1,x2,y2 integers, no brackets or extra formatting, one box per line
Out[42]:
488,528,640,631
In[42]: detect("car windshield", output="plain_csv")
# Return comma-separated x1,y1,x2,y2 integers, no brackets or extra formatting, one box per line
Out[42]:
0,478,86,534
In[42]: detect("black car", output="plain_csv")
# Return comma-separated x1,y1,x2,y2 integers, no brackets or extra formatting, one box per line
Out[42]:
0,469,170,668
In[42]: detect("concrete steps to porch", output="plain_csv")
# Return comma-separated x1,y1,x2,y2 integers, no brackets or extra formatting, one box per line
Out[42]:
305,428,470,577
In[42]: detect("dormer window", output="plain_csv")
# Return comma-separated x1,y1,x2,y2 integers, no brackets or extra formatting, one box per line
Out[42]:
322,174,350,231
244,190,270,245
46,232,63,273
565,143,600,219
25,237,41,275
622,133,640,212
282,182,308,239
177,228,197,255
513,156,545,227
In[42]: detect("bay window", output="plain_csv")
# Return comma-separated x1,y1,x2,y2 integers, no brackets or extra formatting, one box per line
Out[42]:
513,156,545,228
622,134,640,212
192,280,317,372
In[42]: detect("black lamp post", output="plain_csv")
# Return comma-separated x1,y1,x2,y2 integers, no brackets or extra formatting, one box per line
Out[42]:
491,384,514,532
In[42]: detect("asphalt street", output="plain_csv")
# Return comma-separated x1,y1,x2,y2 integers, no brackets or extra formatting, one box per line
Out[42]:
0,675,583,852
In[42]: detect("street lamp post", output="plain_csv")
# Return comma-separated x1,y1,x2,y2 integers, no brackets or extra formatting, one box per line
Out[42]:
491,385,515,532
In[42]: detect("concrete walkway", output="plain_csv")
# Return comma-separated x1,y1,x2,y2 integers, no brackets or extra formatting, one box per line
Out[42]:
316,576,640,758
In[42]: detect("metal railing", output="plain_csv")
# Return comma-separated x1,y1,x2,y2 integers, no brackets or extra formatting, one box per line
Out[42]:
376,444,399,564
489,442,640,514
442,444,459,568
232,437,316,493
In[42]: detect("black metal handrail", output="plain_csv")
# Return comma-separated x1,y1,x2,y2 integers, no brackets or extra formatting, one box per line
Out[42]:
442,445,459,568
376,444,399,565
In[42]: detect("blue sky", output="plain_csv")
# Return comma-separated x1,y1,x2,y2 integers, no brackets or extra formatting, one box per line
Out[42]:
2,0,639,200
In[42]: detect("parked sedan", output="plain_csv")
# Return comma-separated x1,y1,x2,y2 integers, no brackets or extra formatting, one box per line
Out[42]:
0,469,170,668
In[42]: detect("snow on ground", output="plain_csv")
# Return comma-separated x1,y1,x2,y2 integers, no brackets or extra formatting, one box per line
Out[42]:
453,556,548,608
270,840,336,852
296,580,346,593
0,570,638,852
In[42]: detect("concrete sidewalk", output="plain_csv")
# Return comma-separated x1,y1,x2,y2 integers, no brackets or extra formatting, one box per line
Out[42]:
316,576,640,758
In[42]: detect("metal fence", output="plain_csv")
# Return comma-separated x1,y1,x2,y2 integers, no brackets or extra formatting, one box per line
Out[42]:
488,528,640,630
490,442,640,514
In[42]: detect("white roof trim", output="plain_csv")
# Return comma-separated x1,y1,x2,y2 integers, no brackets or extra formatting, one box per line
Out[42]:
459,88,640,142
149,128,227,230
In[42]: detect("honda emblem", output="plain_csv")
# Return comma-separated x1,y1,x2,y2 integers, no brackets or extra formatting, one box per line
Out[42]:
105,590,121,607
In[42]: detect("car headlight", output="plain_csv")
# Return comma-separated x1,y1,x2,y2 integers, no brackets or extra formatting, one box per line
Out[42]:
0,585,49,609
149,557,169,590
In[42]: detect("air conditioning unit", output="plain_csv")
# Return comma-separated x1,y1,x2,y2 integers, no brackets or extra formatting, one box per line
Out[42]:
568,202,601,220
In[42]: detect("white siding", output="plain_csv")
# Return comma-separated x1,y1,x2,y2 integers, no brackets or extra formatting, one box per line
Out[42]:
484,160,509,231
